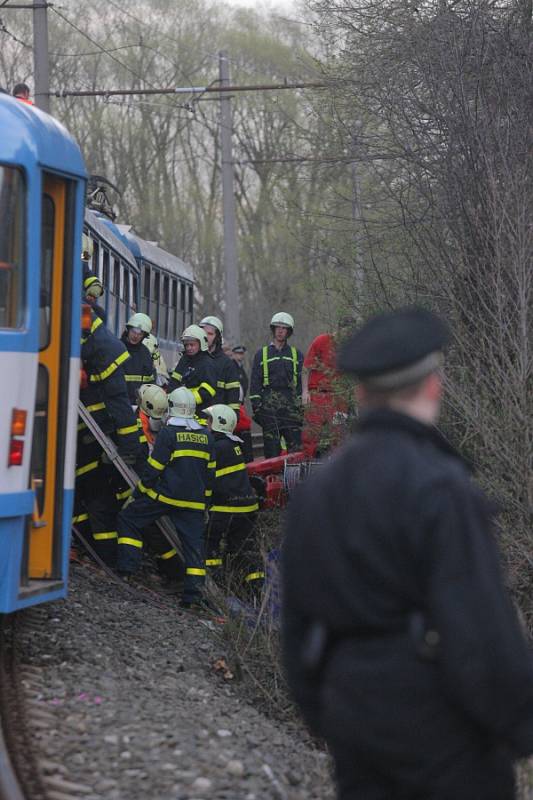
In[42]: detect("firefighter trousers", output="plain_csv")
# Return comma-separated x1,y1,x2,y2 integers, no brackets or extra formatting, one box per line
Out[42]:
116,495,206,602
206,511,263,598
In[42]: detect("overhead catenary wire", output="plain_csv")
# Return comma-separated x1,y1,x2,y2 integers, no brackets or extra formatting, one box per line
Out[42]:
52,80,327,97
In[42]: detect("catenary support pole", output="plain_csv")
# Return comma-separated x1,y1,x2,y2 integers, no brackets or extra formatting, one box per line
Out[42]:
33,0,50,112
219,51,240,345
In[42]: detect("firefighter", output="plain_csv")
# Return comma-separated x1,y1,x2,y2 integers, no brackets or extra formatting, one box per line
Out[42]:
81,234,106,321
116,387,216,609
75,309,146,565
121,312,157,405
167,325,217,423
199,315,241,419
204,404,262,599
137,383,168,449
250,312,304,458
282,308,533,800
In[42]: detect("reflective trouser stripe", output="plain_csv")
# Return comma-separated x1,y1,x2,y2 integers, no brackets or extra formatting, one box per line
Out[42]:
186,568,206,576
159,548,177,560
245,571,265,582
93,531,118,541
147,456,165,470
76,460,99,477
118,537,143,548
72,513,89,524
209,504,259,513
116,488,132,501
206,558,223,566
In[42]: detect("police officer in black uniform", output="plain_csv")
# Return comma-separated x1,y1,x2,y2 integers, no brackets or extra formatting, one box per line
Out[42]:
282,307,533,800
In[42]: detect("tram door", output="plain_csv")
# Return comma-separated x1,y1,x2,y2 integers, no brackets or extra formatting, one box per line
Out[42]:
27,173,74,580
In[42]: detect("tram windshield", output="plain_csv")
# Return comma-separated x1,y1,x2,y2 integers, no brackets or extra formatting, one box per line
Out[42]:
0,165,25,329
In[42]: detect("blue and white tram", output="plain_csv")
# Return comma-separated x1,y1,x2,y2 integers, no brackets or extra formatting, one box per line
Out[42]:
0,97,86,612
114,226,195,367
84,209,140,337
82,213,195,368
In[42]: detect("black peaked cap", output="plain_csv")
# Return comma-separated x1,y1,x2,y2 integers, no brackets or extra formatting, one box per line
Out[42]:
338,307,451,378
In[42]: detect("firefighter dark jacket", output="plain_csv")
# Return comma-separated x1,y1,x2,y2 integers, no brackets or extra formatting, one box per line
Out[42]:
168,351,217,417
210,433,259,514
81,315,144,458
120,332,157,404
211,348,242,417
137,421,216,511
282,408,533,757
250,342,303,408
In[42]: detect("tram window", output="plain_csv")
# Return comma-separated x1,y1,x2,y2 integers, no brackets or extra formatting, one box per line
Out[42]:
102,248,110,287
180,282,186,310
161,275,169,339
132,275,138,312
143,265,150,297
92,240,100,278
188,285,193,316
151,270,160,331
123,268,130,309
113,259,120,294
39,194,55,350
0,165,25,329
169,279,177,340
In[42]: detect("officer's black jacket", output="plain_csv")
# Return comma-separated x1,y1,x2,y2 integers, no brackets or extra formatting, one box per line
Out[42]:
81,316,144,458
211,348,241,417
282,409,533,755
236,363,249,399
250,342,303,407
167,351,217,418
120,333,157,404
210,432,258,514
137,422,215,511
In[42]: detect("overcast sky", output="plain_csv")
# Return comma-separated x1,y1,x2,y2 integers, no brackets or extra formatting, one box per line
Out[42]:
224,0,295,8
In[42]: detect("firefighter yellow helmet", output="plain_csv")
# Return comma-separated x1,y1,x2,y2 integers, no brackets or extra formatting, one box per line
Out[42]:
199,315,223,335
168,387,196,419
137,384,168,419
205,404,237,434
81,233,93,262
181,324,209,352
127,313,152,335
270,311,294,330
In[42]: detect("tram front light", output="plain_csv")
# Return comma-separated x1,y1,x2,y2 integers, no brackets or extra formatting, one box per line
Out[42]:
11,408,27,436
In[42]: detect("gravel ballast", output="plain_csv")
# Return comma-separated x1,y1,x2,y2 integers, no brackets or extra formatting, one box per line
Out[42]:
19,563,335,799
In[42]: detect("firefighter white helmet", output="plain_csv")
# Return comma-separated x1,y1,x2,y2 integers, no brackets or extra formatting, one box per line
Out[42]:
181,324,209,352
270,311,294,330
205,404,237,434
137,384,168,419
168,387,196,419
199,315,223,335
127,312,152,335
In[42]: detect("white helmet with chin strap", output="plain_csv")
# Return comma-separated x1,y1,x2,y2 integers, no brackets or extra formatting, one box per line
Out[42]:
199,315,223,335
127,312,152,335
270,311,294,331
168,387,196,419
205,404,237,434
137,384,168,419
181,324,209,352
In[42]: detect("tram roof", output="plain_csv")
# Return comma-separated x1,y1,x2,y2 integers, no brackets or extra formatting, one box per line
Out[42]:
115,225,194,283
85,209,138,269
0,95,86,179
